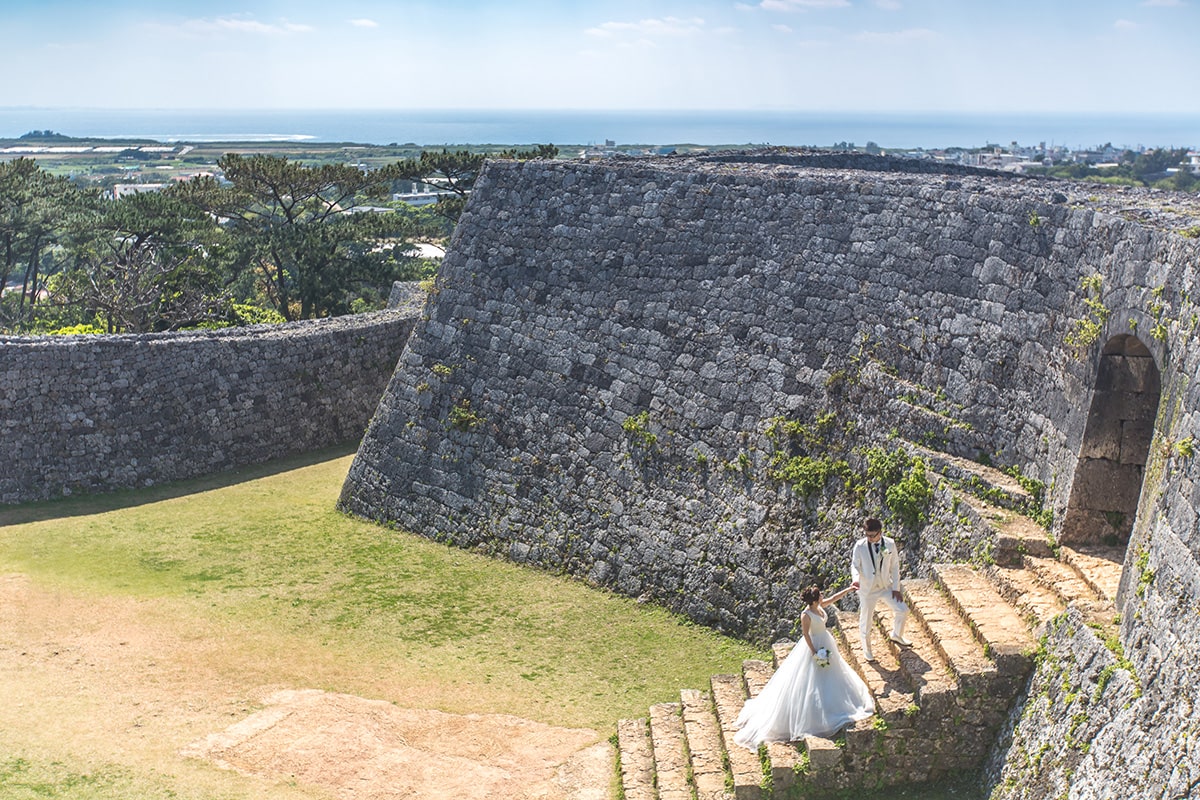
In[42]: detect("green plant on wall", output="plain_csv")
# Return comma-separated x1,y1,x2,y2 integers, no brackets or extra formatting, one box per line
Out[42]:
765,411,852,498
448,399,486,431
1173,436,1196,459
1065,273,1110,351
1135,547,1155,597
884,457,934,528
1147,285,1170,341
771,454,851,498
621,411,658,449
763,413,935,527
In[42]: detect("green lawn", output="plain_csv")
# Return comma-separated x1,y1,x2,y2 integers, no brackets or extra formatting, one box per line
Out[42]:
0,444,764,732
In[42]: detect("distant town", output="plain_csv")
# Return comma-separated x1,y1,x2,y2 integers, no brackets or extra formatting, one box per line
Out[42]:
2,131,1198,199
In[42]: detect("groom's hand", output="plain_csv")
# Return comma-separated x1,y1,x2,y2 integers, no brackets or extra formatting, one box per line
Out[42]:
850,581,860,592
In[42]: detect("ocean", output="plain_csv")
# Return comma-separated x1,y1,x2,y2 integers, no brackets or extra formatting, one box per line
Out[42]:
0,107,1197,151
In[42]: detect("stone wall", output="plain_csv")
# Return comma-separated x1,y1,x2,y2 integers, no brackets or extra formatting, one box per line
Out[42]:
0,309,417,504
338,153,1200,797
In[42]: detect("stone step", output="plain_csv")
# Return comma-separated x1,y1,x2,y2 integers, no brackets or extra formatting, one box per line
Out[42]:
834,615,910,721
1024,554,1104,604
932,564,1037,677
803,733,844,775
1023,555,1113,625
986,564,1067,631
680,689,731,800
616,717,657,800
709,673,764,800
1059,544,1125,603
650,702,693,800
903,441,1033,512
869,596,959,718
954,492,1053,565
740,659,802,793
742,659,773,696
902,578,997,695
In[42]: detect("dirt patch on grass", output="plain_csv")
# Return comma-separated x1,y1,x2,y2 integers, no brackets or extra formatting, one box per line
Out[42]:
0,573,611,799
183,689,609,799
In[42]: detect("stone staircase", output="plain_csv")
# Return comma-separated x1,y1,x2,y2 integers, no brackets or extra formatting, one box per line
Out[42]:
616,451,1126,799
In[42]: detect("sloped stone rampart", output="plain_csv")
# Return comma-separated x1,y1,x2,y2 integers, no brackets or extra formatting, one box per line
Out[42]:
339,153,1200,797
0,310,416,503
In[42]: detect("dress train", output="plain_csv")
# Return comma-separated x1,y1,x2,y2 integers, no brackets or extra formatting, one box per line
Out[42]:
733,607,874,749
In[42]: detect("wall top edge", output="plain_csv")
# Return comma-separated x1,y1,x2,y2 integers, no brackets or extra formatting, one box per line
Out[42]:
0,308,417,348
480,149,1200,237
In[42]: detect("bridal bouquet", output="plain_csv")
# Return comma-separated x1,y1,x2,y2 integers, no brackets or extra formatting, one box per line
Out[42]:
814,647,830,668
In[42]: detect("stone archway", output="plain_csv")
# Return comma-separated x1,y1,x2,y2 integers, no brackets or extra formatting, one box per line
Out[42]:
1061,334,1161,547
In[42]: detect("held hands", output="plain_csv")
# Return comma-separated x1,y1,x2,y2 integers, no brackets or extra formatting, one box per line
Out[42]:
850,581,860,592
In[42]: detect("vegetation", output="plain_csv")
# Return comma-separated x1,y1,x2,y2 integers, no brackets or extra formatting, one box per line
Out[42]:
1064,273,1110,351
0,449,766,799
448,398,487,431
1025,147,1197,192
389,145,558,223
764,412,935,529
621,411,659,449
0,143,556,333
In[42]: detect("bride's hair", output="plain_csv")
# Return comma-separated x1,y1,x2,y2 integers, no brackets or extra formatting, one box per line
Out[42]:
800,585,821,604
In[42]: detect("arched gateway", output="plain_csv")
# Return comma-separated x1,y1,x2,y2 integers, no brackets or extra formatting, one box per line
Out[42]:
1061,334,1162,549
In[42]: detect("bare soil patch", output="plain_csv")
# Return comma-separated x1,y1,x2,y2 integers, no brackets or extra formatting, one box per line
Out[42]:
0,573,612,799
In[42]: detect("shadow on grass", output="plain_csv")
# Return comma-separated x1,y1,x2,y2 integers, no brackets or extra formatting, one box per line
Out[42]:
0,441,360,527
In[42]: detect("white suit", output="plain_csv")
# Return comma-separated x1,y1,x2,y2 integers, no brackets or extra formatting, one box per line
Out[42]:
850,535,909,651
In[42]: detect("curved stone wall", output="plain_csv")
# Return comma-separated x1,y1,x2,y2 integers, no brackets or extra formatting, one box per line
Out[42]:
0,309,417,504
339,153,1200,798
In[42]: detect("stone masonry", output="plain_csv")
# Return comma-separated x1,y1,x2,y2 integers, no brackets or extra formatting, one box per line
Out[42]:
339,151,1200,798
0,309,417,503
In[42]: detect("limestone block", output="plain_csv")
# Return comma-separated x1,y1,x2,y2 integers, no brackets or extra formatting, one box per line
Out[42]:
1078,410,1123,461
1085,464,1148,519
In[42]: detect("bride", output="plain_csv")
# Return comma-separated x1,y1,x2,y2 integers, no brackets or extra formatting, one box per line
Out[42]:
733,584,874,749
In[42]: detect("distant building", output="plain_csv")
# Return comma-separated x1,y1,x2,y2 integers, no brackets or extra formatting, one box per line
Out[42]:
1189,151,1200,174
392,183,456,206
112,183,167,199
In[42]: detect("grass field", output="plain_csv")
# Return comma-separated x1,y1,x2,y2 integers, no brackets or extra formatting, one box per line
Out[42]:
0,445,766,799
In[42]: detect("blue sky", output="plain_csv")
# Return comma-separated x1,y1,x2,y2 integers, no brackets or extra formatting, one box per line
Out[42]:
3,0,1197,113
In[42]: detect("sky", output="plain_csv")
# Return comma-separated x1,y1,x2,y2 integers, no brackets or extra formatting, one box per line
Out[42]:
2,0,1198,114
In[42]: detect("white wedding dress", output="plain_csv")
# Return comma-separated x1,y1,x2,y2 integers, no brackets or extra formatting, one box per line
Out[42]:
733,607,874,749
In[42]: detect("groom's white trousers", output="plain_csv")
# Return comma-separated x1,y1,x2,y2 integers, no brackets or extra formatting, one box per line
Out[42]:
857,586,909,644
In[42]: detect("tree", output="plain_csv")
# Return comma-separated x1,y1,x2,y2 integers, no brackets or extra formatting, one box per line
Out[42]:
388,144,558,223
1131,148,1189,181
0,158,92,331
49,189,227,333
179,154,423,320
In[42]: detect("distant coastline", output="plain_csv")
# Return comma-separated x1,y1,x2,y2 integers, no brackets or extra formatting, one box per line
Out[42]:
1,108,1196,151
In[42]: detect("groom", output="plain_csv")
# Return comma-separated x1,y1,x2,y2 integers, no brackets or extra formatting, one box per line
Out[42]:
850,517,911,661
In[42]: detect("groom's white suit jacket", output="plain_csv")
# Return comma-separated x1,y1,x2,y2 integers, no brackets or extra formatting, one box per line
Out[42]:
851,536,901,594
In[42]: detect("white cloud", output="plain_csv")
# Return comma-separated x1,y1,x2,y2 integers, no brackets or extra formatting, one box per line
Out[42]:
174,16,313,36
773,23,795,33
874,0,903,9
349,19,380,28
1113,18,1141,29
758,0,851,11
852,27,936,42
585,17,706,38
